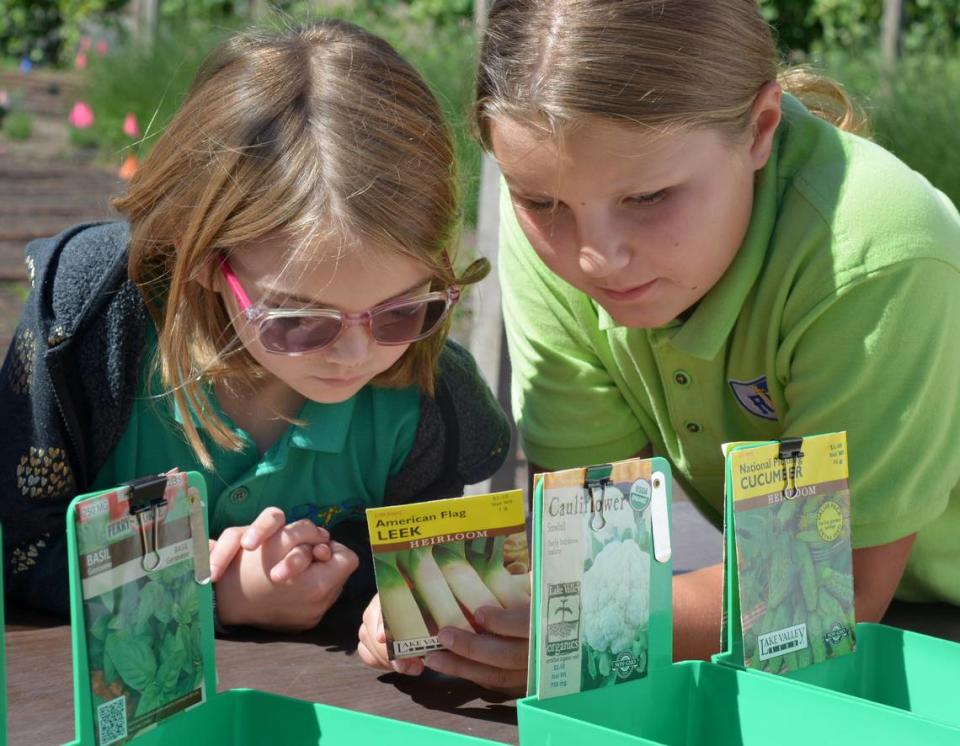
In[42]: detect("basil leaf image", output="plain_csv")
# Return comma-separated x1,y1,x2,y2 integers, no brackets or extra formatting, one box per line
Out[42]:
135,682,165,718
105,630,157,692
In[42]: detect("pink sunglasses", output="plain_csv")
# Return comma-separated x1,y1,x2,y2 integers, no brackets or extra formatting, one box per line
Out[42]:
219,256,460,355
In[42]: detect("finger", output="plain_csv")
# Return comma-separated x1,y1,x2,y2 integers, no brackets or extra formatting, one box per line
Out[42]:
357,639,389,670
391,657,424,676
325,541,360,575
436,627,528,672
270,544,314,583
474,603,530,638
362,595,381,628
208,527,244,582
312,542,332,562
424,650,527,694
276,520,330,553
241,507,287,550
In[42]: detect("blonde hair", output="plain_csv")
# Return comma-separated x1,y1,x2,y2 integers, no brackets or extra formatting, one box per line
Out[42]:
115,19,487,467
474,0,870,145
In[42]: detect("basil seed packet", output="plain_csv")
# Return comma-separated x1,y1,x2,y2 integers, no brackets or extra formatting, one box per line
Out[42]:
73,472,209,744
531,458,672,700
724,432,856,674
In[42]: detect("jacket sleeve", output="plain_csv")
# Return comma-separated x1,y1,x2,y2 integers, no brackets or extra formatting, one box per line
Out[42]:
0,234,76,616
1,222,139,617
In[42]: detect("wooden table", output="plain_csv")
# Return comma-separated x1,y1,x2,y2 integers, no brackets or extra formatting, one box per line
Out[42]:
4,603,519,745
5,500,959,744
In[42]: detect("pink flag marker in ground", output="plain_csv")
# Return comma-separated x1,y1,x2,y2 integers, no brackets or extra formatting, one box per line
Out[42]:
69,101,94,129
123,113,141,139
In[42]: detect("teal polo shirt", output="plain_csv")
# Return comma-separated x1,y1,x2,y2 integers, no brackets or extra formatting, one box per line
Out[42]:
500,94,960,604
91,334,420,537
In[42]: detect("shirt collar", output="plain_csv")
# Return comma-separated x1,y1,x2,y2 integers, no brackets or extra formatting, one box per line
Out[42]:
173,384,358,455
288,395,357,453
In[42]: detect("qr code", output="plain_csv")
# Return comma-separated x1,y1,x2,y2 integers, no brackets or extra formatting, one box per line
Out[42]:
97,695,127,745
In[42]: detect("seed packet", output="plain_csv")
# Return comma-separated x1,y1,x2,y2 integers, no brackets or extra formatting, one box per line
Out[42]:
366,490,528,660
530,458,672,700
69,472,213,745
723,433,856,674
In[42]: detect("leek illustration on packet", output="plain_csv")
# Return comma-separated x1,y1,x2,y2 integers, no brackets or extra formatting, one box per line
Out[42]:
366,490,528,659
532,458,671,700
72,472,212,745
723,432,856,674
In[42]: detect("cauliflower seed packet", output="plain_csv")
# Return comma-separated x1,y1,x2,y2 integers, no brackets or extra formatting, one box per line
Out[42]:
721,432,857,675
530,458,673,700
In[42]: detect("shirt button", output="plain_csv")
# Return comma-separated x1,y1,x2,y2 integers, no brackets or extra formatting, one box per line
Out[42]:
684,421,702,434
229,487,249,504
673,370,691,386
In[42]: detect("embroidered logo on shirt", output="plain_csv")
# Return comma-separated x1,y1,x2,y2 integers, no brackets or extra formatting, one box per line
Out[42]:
729,375,777,420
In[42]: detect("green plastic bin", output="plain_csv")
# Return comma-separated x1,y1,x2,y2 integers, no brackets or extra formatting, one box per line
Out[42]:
63,688,496,746
518,658,960,746
714,621,960,731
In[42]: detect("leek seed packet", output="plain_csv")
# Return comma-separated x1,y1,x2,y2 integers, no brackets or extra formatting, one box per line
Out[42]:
723,432,856,674
73,472,210,744
532,458,671,699
366,490,528,659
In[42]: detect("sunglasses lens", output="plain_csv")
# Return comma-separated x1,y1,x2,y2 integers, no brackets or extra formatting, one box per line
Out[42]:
259,315,341,353
372,298,449,344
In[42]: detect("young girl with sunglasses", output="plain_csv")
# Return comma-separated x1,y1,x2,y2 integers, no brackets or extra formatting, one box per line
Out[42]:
381,0,960,692
0,21,509,635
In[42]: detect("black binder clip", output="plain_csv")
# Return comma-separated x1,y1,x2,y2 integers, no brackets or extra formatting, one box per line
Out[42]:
777,437,804,500
127,474,168,572
584,463,613,531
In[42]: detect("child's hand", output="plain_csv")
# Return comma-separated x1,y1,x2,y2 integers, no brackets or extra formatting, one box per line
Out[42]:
209,507,332,584
214,518,359,632
422,604,530,696
357,594,425,676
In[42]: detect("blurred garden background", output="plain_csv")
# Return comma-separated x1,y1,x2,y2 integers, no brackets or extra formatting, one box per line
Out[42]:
0,0,959,491
2,1,959,224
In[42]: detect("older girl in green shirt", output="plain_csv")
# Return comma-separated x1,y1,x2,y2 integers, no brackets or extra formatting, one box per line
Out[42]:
361,0,960,691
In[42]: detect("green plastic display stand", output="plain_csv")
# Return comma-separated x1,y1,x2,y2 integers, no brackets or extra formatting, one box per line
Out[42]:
63,473,499,746
518,458,960,746
714,443,960,731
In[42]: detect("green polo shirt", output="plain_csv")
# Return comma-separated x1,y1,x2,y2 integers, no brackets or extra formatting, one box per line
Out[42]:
91,334,420,537
500,94,960,605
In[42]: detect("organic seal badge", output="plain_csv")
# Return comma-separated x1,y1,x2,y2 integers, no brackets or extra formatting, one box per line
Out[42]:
629,479,652,513
816,501,844,542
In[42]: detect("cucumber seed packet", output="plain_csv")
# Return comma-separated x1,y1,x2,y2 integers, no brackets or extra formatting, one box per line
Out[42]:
724,432,856,674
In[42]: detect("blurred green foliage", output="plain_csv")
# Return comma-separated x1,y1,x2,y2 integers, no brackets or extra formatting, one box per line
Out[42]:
816,48,960,211
2,110,33,139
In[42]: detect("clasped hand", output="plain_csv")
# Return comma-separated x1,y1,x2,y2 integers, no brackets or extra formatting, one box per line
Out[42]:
209,507,359,631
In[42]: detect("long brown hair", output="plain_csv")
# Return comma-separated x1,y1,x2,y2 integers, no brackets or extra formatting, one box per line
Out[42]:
474,0,869,145
115,19,487,467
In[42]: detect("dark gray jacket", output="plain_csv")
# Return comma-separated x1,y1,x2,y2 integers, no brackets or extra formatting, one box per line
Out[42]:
0,222,510,615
